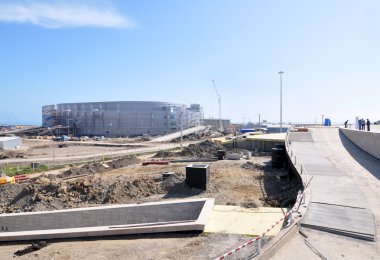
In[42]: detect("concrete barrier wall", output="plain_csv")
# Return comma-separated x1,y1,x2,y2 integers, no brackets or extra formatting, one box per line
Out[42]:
223,139,284,152
340,128,380,160
0,199,215,242
0,201,204,233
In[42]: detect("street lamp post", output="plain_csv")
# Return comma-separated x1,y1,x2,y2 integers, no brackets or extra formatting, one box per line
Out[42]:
279,71,284,133
257,113,261,128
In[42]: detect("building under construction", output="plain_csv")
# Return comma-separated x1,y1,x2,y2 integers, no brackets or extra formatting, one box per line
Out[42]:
42,101,203,137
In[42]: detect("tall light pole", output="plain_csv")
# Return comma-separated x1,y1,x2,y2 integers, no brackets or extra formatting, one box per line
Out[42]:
257,113,261,128
279,71,284,133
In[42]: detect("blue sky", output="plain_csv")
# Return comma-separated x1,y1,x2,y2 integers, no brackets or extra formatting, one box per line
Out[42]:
0,0,379,125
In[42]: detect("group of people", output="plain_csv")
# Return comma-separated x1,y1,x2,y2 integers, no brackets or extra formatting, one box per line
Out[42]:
344,118,371,131
358,118,371,131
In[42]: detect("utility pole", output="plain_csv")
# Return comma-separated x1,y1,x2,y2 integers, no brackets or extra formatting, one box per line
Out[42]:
279,71,284,133
212,80,224,133
180,107,183,150
48,127,55,167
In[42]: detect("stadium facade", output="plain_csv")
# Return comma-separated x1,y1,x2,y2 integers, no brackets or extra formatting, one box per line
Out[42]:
42,101,203,137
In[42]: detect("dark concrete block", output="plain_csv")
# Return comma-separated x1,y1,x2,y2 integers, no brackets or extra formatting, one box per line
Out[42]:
185,164,210,190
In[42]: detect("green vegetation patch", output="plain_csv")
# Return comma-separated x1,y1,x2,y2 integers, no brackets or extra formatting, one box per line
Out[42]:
3,164,64,176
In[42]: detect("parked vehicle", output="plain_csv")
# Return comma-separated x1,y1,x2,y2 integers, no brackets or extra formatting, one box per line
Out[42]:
374,120,380,125
15,153,28,159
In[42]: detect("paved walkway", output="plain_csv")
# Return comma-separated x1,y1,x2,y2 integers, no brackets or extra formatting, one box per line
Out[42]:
148,125,208,142
271,127,380,259
289,129,375,241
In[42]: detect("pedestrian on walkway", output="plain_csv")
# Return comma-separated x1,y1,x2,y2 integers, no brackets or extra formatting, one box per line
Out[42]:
358,118,362,130
344,120,349,128
367,119,371,131
361,118,366,131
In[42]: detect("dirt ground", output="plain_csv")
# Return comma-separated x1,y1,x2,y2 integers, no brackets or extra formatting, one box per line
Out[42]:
0,232,256,260
0,141,301,259
20,140,132,159
0,157,299,214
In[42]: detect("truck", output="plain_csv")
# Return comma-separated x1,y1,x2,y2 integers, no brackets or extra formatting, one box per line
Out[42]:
54,135,69,142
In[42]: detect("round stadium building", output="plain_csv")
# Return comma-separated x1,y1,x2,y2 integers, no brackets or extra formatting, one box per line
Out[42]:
42,101,203,137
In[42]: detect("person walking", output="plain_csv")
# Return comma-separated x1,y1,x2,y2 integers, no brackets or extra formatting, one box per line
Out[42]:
358,118,362,130
361,118,366,131
344,120,349,128
367,119,371,131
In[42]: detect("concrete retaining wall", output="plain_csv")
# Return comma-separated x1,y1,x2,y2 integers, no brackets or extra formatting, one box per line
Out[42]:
340,128,380,160
0,198,214,242
257,132,308,258
223,139,284,152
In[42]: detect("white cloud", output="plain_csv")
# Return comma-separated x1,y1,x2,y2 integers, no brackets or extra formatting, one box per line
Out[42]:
0,2,134,29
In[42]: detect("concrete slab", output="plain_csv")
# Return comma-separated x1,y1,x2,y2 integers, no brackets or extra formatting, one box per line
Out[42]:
246,133,286,141
309,176,369,208
302,202,375,241
0,198,214,242
288,132,313,142
204,206,286,236
289,142,317,152
288,129,376,242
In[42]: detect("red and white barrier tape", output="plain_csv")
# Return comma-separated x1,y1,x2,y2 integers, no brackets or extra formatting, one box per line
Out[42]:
215,189,306,260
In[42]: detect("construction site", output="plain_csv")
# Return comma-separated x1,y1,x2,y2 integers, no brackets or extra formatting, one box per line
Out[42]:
0,99,311,259
2,2,380,259
0,97,379,260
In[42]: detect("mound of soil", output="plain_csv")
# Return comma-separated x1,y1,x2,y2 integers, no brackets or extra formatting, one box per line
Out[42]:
109,157,141,168
153,150,176,158
0,173,190,214
176,140,225,158
58,156,140,178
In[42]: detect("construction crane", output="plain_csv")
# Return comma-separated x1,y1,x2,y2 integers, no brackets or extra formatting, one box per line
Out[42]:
212,80,224,133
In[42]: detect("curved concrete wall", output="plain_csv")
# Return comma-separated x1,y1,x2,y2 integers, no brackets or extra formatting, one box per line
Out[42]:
340,128,380,160
42,101,203,137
